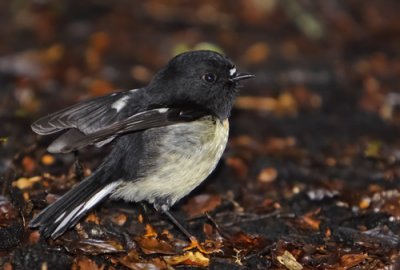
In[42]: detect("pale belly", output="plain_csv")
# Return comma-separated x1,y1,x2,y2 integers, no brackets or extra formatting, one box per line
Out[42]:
111,117,229,206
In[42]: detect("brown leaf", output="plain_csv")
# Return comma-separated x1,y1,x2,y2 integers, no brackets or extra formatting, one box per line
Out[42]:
340,253,368,269
85,213,100,224
182,194,221,218
12,176,41,190
164,251,209,267
72,257,105,270
63,238,125,255
258,167,278,183
41,154,55,166
135,236,177,255
0,196,18,226
112,213,127,226
226,157,248,178
22,156,37,173
225,231,266,253
117,251,167,270
277,250,303,270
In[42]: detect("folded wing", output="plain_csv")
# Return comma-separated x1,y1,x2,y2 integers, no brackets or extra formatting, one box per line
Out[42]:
32,90,209,153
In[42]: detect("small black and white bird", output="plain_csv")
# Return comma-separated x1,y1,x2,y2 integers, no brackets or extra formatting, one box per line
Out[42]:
29,50,253,247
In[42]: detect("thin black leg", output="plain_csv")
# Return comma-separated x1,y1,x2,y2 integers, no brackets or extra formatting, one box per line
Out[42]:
154,201,216,253
163,209,194,241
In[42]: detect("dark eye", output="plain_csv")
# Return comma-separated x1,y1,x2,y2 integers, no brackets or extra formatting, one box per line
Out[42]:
202,73,217,83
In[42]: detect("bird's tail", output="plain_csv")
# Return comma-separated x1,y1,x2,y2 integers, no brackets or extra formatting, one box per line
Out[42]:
29,167,121,239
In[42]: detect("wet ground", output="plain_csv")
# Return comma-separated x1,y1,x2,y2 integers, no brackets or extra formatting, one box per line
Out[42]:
1,1,400,269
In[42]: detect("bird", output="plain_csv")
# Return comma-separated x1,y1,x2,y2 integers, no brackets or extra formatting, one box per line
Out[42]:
29,50,254,250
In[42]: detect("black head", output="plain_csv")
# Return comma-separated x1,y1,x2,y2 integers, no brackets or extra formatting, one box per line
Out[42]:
148,50,253,119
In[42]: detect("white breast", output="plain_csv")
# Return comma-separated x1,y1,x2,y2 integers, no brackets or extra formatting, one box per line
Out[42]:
111,118,229,205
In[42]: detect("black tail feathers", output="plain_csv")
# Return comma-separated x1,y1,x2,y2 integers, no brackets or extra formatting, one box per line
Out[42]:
29,169,120,239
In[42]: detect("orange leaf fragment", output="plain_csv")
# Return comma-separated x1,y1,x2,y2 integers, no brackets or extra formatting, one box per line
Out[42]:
41,154,55,165
12,176,41,190
258,167,278,183
72,257,105,270
340,253,368,269
164,251,209,267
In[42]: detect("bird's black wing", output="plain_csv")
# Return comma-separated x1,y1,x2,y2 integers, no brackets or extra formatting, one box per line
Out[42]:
47,107,208,153
32,90,140,135
32,88,209,153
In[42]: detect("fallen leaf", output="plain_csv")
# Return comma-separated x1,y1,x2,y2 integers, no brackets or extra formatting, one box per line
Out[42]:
226,157,248,178
63,238,125,255
135,236,177,255
22,156,37,172
277,250,303,270
301,215,320,230
113,213,127,226
72,257,105,270
85,213,100,224
41,154,55,166
117,251,167,270
258,167,278,183
183,194,221,218
164,251,209,267
12,176,41,190
340,253,368,269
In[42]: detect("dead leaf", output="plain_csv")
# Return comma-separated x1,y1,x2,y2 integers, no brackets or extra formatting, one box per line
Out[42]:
164,251,209,267
12,176,41,190
41,154,55,166
22,156,37,173
63,238,125,255
277,250,303,270
226,157,248,178
0,196,18,226
117,251,167,270
72,257,105,270
226,231,266,253
340,253,368,269
183,194,221,218
135,236,177,255
85,213,100,224
112,213,127,226
258,167,278,183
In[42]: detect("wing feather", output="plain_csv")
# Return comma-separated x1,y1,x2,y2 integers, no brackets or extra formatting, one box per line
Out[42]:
46,108,208,153
32,91,135,135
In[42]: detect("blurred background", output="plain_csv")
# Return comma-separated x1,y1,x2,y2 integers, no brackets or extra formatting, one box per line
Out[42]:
2,1,400,268
1,0,400,147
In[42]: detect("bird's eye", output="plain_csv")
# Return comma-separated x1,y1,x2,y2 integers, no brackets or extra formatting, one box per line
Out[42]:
202,73,217,83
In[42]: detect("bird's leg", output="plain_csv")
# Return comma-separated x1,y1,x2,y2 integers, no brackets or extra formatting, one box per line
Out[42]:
154,201,214,254
73,151,84,181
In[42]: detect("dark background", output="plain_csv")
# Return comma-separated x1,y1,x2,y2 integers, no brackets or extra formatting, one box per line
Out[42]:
1,1,400,269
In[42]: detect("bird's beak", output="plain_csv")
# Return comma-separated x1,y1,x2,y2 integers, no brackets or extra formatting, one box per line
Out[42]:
230,72,255,82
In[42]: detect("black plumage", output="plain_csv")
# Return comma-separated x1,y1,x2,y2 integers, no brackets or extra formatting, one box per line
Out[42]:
29,50,253,242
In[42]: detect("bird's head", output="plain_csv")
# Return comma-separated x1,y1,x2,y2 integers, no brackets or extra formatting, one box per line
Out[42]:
149,50,254,119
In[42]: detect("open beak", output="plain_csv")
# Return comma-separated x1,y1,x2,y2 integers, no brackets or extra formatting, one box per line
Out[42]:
230,72,255,82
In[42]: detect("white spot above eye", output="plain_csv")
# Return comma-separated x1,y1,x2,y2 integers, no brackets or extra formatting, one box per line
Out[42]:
229,67,236,76
111,96,129,112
